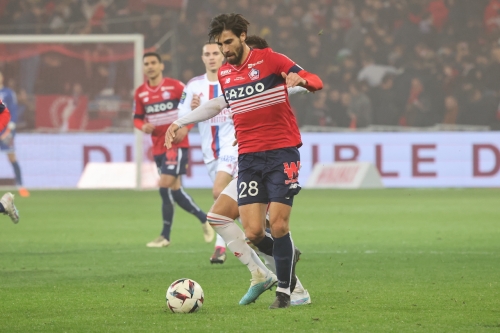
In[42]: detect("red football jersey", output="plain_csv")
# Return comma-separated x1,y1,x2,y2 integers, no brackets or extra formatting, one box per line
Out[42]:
218,48,319,154
134,78,188,155
0,99,10,132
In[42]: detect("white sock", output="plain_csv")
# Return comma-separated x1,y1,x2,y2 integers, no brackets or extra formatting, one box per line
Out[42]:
208,212,270,275
260,252,305,293
215,233,226,248
294,277,304,292
259,252,276,274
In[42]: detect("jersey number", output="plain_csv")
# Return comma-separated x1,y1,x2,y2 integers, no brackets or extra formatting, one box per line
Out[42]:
239,181,259,198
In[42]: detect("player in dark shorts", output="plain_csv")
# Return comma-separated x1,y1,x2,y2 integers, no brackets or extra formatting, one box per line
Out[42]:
208,14,323,308
134,52,213,248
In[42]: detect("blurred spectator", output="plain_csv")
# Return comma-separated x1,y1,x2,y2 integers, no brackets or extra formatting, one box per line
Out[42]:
357,56,399,87
347,81,372,128
371,75,401,125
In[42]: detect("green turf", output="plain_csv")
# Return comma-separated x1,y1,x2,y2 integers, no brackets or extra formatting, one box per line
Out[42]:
0,189,499,332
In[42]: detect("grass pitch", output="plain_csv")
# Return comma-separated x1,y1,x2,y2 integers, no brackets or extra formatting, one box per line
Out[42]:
0,188,499,332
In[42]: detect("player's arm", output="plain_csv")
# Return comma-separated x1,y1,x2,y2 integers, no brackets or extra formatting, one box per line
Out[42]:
133,91,154,134
0,101,11,132
271,50,323,92
171,81,194,144
165,96,228,149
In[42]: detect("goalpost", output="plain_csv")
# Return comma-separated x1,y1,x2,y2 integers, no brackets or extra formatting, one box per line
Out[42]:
0,34,144,189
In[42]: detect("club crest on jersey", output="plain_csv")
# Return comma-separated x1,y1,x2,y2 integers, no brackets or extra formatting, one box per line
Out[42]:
248,68,260,80
162,91,171,100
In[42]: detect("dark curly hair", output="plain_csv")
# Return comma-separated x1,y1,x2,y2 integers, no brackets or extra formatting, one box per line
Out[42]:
245,35,269,49
208,13,250,43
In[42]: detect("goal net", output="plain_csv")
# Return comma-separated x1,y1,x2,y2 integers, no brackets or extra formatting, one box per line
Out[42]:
0,34,155,189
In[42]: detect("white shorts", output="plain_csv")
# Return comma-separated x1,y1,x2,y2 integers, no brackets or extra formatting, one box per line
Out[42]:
205,153,238,182
220,178,238,202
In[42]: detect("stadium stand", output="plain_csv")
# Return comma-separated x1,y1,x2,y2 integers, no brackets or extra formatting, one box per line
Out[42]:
0,0,499,130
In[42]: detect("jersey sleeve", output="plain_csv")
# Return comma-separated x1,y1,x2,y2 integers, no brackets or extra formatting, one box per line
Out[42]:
268,50,303,76
178,83,194,118
133,90,145,130
269,50,323,92
174,96,227,128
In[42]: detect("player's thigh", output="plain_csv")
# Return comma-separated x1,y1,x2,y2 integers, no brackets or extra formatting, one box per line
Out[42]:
0,137,14,154
7,152,16,163
220,178,238,202
237,152,268,206
264,147,302,206
210,193,239,220
213,171,233,199
238,203,268,238
159,174,180,189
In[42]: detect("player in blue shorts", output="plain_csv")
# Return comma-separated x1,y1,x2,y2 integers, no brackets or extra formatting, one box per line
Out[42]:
0,71,29,198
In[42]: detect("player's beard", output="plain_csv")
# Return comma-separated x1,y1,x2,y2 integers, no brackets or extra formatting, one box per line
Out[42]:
226,41,244,65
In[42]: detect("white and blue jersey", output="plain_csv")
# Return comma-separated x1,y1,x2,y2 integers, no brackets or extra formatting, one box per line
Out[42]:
178,74,237,167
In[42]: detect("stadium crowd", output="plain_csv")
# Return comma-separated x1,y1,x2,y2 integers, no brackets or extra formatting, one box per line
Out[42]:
1,0,500,129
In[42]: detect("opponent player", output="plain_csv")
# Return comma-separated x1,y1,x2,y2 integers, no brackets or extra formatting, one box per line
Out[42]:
209,14,323,308
134,52,213,248
0,99,20,224
178,42,236,264
0,71,29,197
166,36,312,306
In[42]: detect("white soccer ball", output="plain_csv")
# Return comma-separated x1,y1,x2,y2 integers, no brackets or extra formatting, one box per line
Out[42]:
166,278,204,313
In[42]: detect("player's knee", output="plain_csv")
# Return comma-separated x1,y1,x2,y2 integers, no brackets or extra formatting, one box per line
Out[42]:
245,228,264,244
159,175,178,189
270,219,290,238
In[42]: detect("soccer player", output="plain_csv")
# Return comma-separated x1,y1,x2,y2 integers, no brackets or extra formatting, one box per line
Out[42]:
165,35,314,306
178,42,237,264
133,52,213,248
0,99,20,224
0,71,29,198
208,14,323,308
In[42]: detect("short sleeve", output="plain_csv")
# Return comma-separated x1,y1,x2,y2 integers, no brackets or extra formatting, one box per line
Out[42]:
178,83,194,118
268,50,304,76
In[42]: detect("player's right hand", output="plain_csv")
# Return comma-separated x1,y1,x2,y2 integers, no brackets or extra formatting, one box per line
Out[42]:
191,94,201,110
142,123,155,134
165,123,180,149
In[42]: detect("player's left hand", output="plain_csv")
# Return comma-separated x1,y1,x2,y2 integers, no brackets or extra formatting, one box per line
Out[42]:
172,126,189,144
281,72,307,88
165,123,180,149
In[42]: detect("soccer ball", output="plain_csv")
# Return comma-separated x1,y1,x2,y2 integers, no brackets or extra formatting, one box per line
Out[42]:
166,278,204,313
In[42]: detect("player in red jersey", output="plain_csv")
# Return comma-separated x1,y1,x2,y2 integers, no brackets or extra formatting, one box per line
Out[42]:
209,14,323,309
0,100,19,224
165,35,313,306
0,99,9,132
134,52,213,248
